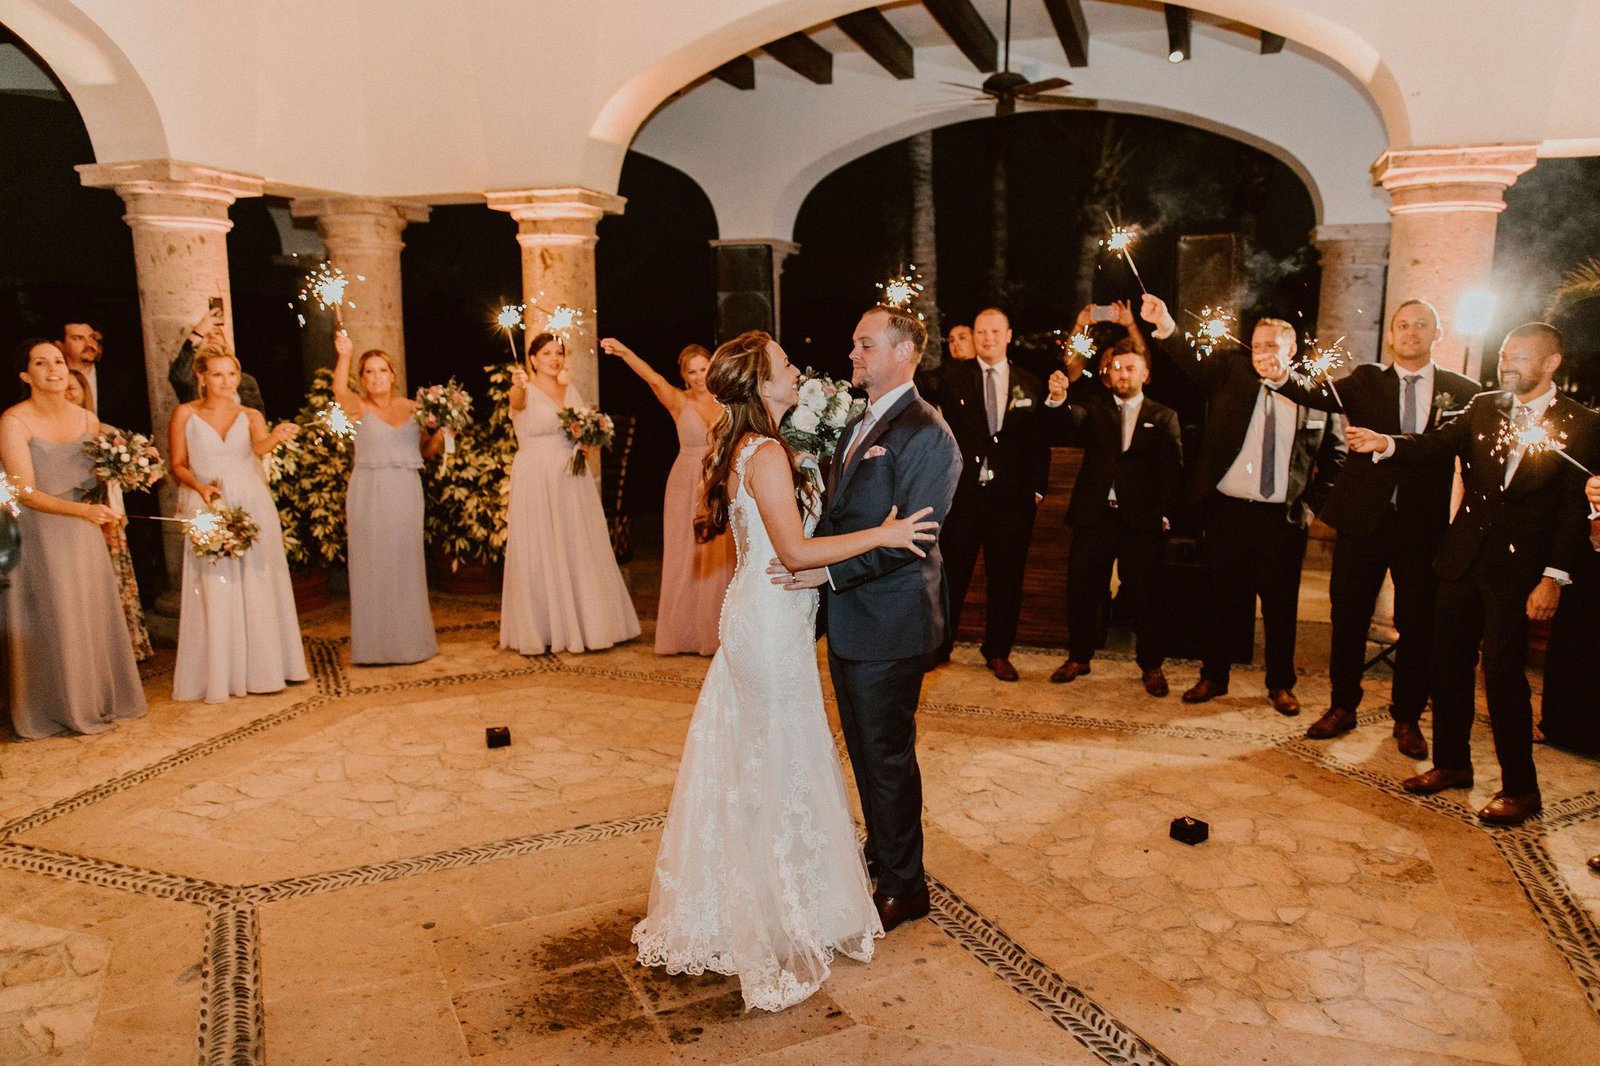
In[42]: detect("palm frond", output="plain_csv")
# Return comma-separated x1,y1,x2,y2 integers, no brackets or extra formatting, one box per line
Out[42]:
1545,257,1600,319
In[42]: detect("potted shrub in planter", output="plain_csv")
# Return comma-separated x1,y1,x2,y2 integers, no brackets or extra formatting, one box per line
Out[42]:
268,368,354,611
424,365,514,593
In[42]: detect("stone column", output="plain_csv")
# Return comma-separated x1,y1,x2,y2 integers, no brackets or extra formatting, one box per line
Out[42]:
710,238,800,345
1372,145,1538,378
484,187,625,407
290,197,429,390
1311,222,1390,365
78,159,264,584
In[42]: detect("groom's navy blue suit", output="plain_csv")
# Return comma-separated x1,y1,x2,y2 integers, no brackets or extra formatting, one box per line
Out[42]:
819,385,961,900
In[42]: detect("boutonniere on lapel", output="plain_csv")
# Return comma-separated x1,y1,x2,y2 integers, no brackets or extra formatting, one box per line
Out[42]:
1431,391,1463,423
1009,384,1032,410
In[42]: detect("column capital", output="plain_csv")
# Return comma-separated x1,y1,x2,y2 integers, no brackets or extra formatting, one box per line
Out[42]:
290,196,431,225
484,186,626,225
711,237,800,261
1371,144,1538,216
78,159,264,233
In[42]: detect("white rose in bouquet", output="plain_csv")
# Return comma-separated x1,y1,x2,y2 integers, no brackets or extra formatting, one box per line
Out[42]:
824,396,852,428
790,405,821,434
798,378,827,407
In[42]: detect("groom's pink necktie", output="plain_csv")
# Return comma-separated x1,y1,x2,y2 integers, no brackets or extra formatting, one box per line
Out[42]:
843,410,877,470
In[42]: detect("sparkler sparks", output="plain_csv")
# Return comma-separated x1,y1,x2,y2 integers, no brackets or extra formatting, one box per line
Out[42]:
495,303,525,361
1291,336,1349,408
1066,331,1096,361
1184,306,1240,359
318,401,358,440
543,304,582,337
296,263,363,327
1100,214,1147,294
0,471,25,517
1493,408,1597,476
876,267,926,315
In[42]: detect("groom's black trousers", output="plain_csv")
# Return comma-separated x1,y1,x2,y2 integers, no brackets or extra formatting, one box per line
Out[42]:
828,649,930,899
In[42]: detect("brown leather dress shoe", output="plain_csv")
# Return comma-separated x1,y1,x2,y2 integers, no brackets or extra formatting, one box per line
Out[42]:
1402,766,1474,794
874,883,932,932
987,657,1019,682
1305,706,1357,739
1477,790,1542,826
1392,721,1429,759
1182,678,1228,704
1141,668,1169,698
1049,660,1091,684
1268,688,1301,716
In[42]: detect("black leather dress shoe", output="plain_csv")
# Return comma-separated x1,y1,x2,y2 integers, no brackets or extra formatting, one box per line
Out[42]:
874,883,931,932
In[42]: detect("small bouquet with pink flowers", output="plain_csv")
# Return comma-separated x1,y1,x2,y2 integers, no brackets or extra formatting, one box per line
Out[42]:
185,505,259,562
557,406,615,476
83,425,166,515
414,379,473,456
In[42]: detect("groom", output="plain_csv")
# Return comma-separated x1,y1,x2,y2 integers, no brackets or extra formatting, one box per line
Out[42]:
779,305,961,931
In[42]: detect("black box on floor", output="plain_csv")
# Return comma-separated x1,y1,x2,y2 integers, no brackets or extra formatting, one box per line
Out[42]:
485,726,511,749
1169,816,1208,845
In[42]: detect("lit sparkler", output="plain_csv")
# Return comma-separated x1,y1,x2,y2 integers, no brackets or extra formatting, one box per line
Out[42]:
1184,306,1242,359
495,303,525,362
296,262,364,328
1066,330,1096,361
1493,410,1598,477
876,267,926,317
1291,336,1348,409
318,401,358,440
1100,213,1147,295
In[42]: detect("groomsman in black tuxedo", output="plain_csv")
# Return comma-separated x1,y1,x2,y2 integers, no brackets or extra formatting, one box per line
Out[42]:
1348,323,1600,825
1044,338,1182,695
58,319,150,434
1269,300,1477,757
1144,295,1346,713
926,307,1051,681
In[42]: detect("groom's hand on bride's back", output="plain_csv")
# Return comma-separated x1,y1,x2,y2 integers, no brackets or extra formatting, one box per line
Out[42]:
768,558,828,591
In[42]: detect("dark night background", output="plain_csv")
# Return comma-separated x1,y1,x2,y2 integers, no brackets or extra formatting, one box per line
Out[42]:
5,34,1600,523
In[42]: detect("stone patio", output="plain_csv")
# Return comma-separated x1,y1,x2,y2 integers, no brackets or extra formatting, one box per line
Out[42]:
3,590,1599,1065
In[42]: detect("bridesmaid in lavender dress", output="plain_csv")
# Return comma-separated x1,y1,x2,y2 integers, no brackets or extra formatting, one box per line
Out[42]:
602,339,734,655
168,347,307,703
500,333,640,655
1,340,145,738
330,333,442,665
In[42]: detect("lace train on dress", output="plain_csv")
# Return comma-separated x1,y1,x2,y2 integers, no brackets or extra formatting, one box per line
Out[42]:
632,436,881,1011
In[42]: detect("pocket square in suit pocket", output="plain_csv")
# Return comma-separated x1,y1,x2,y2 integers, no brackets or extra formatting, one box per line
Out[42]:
1142,422,1155,429
1011,398,1033,409
865,445,888,459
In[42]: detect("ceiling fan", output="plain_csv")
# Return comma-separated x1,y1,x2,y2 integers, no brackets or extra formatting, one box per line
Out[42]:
946,0,1095,116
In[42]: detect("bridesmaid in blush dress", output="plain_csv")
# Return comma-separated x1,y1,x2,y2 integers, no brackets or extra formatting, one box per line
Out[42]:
169,347,307,703
1,340,145,738
602,338,733,655
499,332,640,655
330,332,442,665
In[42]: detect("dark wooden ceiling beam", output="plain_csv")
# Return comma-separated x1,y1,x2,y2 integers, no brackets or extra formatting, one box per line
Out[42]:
765,33,834,84
922,0,997,72
835,9,915,79
712,56,756,90
1260,30,1286,54
1042,0,1090,67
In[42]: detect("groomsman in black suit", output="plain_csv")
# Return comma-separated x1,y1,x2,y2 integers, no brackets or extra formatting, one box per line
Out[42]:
1348,323,1600,825
1044,338,1182,695
926,307,1051,681
58,319,150,434
1144,295,1346,713
1269,300,1478,757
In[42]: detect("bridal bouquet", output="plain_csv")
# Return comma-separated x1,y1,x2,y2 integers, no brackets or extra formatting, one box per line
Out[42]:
186,505,259,562
414,379,473,455
557,406,615,475
782,370,863,463
83,426,165,515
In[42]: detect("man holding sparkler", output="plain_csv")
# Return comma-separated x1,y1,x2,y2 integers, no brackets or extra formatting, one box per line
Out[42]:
1155,297,1346,715
1347,323,1600,825
1268,300,1477,758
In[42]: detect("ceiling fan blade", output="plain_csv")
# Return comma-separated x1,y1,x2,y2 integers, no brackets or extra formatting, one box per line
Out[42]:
1025,95,1098,109
942,81,987,93
1020,77,1070,95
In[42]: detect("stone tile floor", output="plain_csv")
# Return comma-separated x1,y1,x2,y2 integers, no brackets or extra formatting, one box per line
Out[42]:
3,591,1600,1064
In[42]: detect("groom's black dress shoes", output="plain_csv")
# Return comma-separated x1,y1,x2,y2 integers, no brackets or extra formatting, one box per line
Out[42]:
874,883,931,932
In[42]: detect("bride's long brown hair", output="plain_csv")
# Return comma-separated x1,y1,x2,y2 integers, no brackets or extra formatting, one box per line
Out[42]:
695,330,811,543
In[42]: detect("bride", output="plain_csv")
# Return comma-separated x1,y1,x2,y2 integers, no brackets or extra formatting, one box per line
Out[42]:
632,330,939,1012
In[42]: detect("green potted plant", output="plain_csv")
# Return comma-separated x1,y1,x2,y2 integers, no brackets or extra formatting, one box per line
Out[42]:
423,364,515,593
268,368,354,611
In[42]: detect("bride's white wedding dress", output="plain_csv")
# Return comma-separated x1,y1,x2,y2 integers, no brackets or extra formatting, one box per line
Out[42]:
633,436,883,1012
